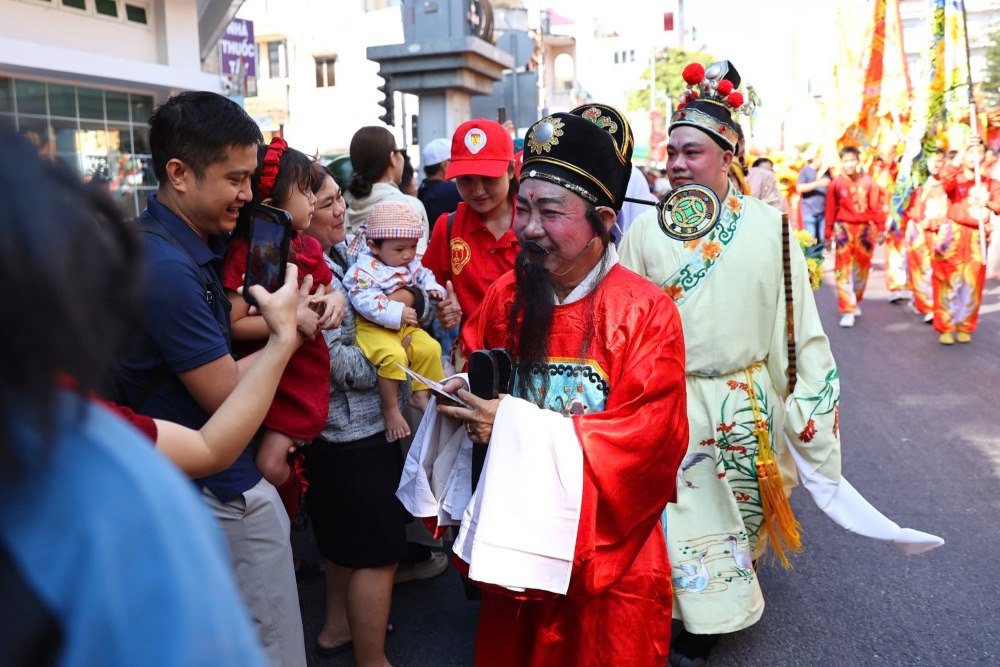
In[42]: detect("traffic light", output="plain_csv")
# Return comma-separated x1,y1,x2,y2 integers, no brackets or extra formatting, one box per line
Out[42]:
377,77,395,126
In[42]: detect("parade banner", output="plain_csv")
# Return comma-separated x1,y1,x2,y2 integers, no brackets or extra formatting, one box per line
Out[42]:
829,0,871,145
889,0,967,234
839,0,911,153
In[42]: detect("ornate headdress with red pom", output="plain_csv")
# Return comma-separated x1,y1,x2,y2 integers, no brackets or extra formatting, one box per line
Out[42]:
670,60,758,152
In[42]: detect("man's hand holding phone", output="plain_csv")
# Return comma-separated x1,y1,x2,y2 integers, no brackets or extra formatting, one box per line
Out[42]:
243,204,292,308
238,263,302,352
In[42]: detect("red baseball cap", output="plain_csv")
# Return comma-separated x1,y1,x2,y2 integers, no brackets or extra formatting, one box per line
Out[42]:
446,119,514,179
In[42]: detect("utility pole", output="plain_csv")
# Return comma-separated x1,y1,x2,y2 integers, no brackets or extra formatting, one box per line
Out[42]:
650,49,656,114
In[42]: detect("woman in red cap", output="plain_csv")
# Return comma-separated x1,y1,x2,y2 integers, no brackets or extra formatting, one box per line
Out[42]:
422,119,521,368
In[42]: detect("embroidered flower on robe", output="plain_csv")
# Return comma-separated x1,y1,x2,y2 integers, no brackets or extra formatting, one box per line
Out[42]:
717,420,737,434
798,418,818,443
664,284,684,301
701,240,723,261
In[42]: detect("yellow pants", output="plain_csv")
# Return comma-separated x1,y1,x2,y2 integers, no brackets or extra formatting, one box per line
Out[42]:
355,316,444,389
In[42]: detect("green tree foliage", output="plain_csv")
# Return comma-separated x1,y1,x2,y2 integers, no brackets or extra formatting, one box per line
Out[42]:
627,47,716,116
985,23,1000,106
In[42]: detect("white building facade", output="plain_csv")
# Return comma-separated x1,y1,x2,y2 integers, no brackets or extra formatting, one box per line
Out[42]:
0,0,243,214
237,0,416,158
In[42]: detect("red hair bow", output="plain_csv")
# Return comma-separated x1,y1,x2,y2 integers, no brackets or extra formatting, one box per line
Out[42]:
258,136,288,199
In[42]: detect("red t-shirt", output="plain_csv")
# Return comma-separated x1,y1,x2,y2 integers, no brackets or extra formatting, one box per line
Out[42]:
824,173,880,240
422,202,520,354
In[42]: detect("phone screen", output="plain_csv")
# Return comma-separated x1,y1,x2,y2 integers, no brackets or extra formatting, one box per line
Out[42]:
243,205,290,306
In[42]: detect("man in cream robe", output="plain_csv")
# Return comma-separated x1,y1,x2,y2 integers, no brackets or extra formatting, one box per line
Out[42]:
620,60,941,667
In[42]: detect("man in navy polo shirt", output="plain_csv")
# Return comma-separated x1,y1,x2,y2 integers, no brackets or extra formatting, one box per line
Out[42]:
117,91,315,666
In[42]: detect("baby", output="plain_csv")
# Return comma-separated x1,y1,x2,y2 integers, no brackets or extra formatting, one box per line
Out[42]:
343,202,446,440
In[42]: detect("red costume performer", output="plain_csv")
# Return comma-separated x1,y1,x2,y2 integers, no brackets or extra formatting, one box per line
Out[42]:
873,162,909,295
902,177,948,315
463,263,688,667
931,162,1000,340
825,171,881,315
402,106,688,666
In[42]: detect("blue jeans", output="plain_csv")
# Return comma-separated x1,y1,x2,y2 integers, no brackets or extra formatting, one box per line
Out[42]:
803,212,825,245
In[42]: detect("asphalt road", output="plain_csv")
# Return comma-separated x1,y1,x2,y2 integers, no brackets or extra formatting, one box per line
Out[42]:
296,248,1000,666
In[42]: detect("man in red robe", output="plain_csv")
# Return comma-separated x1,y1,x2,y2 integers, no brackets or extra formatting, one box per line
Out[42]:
437,106,689,666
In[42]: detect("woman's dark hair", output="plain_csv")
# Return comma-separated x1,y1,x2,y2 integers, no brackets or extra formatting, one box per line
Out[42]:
348,126,395,199
0,131,143,476
311,162,335,194
400,154,415,193
234,142,314,240
508,161,520,199
148,90,263,181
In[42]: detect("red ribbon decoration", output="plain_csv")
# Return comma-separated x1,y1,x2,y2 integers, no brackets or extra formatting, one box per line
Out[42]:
258,136,288,200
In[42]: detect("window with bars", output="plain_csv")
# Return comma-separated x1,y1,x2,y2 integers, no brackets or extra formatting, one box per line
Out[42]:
315,57,336,88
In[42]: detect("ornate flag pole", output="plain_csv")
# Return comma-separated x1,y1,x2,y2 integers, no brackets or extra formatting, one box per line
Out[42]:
958,0,988,260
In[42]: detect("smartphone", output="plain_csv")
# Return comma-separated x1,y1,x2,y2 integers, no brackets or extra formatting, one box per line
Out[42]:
497,107,507,124
243,203,292,307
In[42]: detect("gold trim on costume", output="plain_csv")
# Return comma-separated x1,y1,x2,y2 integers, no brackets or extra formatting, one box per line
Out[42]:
523,155,616,205
523,169,598,204
577,105,633,165
526,116,565,154
670,107,736,149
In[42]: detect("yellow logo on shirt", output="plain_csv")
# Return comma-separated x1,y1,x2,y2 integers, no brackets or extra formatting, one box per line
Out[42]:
450,237,471,275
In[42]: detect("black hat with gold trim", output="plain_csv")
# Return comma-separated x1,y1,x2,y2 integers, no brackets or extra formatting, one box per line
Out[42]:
669,60,757,152
569,103,634,167
521,105,634,210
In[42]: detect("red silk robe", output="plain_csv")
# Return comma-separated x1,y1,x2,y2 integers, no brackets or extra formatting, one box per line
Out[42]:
462,263,689,667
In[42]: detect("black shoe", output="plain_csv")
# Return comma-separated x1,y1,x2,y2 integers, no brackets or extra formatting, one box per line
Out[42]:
314,640,352,659
315,624,394,660
669,628,720,667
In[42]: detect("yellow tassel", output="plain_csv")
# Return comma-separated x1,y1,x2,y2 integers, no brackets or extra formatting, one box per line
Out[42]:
745,369,802,569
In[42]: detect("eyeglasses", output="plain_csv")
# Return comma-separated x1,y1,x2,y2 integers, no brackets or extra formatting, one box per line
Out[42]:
392,148,407,157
